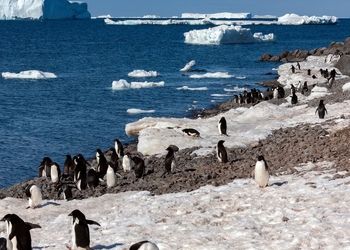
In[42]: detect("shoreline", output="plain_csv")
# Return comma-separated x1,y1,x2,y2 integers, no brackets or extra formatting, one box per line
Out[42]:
1,38,350,200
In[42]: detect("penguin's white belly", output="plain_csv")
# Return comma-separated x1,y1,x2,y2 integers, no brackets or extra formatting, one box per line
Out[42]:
51,166,59,183
71,222,77,249
10,237,17,250
138,242,160,250
106,170,116,188
76,179,82,191
30,186,42,208
171,159,176,173
273,90,278,99
255,163,269,187
122,157,131,172
218,122,221,134
216,148,222,162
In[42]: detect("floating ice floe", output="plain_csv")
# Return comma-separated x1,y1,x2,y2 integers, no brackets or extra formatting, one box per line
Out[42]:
224,86,248,92
127,109,155,114
176,86,208,91
1,70,57,79
104,18,209,26
128,70,159,78
278,13,337,25
180,60,196,72
189,72,233,79
235,76,247,80
184,25,275,45
211,94,232,97
112,79,164,90
181,12,252,19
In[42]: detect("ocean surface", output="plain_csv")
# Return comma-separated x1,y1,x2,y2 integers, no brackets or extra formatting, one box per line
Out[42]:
0,19,349,188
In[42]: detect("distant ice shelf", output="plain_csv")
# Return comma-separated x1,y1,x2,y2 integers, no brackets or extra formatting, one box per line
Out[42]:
0,0,91,20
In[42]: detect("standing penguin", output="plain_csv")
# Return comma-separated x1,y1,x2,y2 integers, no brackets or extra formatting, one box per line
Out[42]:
106,163,117,188
109,147,119,172
132,156,145,179
74,154,87,191
217,140,228,163
38,157,53,178
0,238,6,249
218,117,227,136
58,184,73,201
63,155,75,179
291,92,298,105
50,162,61,183
114,139,124,158
0,214,41,250
96,149,108,179
25,184,42,209
122,153,133,173
68,210,100,250
87,169,99,189
316,100,328,119
254,155,269,188
273,87,278,99
129,241,160,250
162,146,178,177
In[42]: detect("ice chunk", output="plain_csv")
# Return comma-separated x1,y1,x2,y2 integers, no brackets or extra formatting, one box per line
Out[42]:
181,12,252,19
176,86,208,91
2,70,57,79
0,0,91,20
189,72,233,79
184,25,275,45
127,109,155,114
128,70,159,78
112,79,165,90
180,60,196,72
278,13,337,25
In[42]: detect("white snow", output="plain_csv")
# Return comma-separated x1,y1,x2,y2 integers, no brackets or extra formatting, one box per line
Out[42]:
189,72,233,79
127,109,155,114
1,70,57,79
184,25,275,45
176,86,208,91
278,13,337,25
342,82,350,92
181,12,252,19
0,162,350,249
128,70,159,78
180,60,196,72
0,0,91,20
112,80,165,90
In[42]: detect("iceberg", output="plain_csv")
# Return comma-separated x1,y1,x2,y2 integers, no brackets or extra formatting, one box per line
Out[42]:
0,0,91,20
127,109,156,114
278,13,337,25
176,86,208,91
128,70,159,78
180,60,196,72
189,72,233,79
112,79,164,90
181,12,252,19
2,70,57,79
184,25,275,45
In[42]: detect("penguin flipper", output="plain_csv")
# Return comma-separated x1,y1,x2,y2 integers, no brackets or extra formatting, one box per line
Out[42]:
26,222,41,229
86,220,101,226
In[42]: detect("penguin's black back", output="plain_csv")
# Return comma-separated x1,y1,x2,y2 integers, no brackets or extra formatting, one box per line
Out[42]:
74,222,90,248
219,117,227,135
132,156,145,178
164,150,175,173
218,142,228,163
291,94,298,105
130,241,151,250
87,169,99,188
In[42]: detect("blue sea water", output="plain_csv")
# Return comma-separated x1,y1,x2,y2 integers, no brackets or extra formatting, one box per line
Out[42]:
0,19,349,188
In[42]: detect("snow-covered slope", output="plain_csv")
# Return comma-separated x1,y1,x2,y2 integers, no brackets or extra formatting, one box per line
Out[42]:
184,25,275,45
0,0,91,20
0,162,349,249
278,13,337,25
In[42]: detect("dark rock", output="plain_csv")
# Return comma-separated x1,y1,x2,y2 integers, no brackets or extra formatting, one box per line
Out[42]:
260,53,272,61
335,55,350,76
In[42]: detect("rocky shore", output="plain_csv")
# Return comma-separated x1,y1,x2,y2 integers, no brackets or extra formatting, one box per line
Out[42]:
1,38,350,201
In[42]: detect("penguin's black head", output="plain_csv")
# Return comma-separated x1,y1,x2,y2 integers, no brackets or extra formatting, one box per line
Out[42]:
166,145,179,152
96,149,103,155
0,214,23,224
109,147,116,154
257,155,265,161
68,209,86,223
25,184,34,198
65,155,72,160
319,100,324,105
218,140,225,145
220,117,226,122
114,138,121,144
41,157,52,165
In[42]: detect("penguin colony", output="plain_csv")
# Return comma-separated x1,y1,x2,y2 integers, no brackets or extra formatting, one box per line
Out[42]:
1,61,335,249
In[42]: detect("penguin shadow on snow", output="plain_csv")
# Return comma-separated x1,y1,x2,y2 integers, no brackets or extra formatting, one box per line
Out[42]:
92,242,124,249
269,181,288,187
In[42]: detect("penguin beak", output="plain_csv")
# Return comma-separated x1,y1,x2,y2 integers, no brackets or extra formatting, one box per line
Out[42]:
0,217,5,222
68,212,72,216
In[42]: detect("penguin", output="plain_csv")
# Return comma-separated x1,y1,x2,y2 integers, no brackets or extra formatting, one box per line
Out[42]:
122,153,132,172
301,81,309,95
238,94,244,104
217,140,228,163
0,214,41,250
218,117,227,136
254,155,269,188
74,154,87,191
290,84,296,95
273,87,278,99
38,157,52,178
132,156,145,179
87,169,99,189
68,210,100,250
277,86,285,99
182,128,200,137
291,92,298,105
109,147,119,172
114,139,124,158
106,163,117,188
129,241,160,250
50,162,61,183
25,184,42,209
316,100,327,119
96,149,108,179
163,146,177,176
63,155,75,179
0,238,6,250
58,184,73,201
307,69,311,76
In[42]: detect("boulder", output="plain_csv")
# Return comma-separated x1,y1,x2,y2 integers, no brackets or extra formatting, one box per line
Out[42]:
335,55,350,76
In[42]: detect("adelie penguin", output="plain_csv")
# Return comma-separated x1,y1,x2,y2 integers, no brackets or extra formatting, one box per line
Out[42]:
254,155,269,188
25,184,42,209
122,153,133,172
68,210,100,250
96,149,108,179
58,184,73,201
291,92,298,105
114,138,124,158
132,156,146,179
73,154,87,191
218,117,227,136
87,168,99,189
109,147,119,172
129,241,160,250
316,100,327,119
217,140,228,163
182,128,200,137
106,163,117,188
63,154,75,179
50,162,61,183
1,213,41,250
38,157,53,178
162,145,178,176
